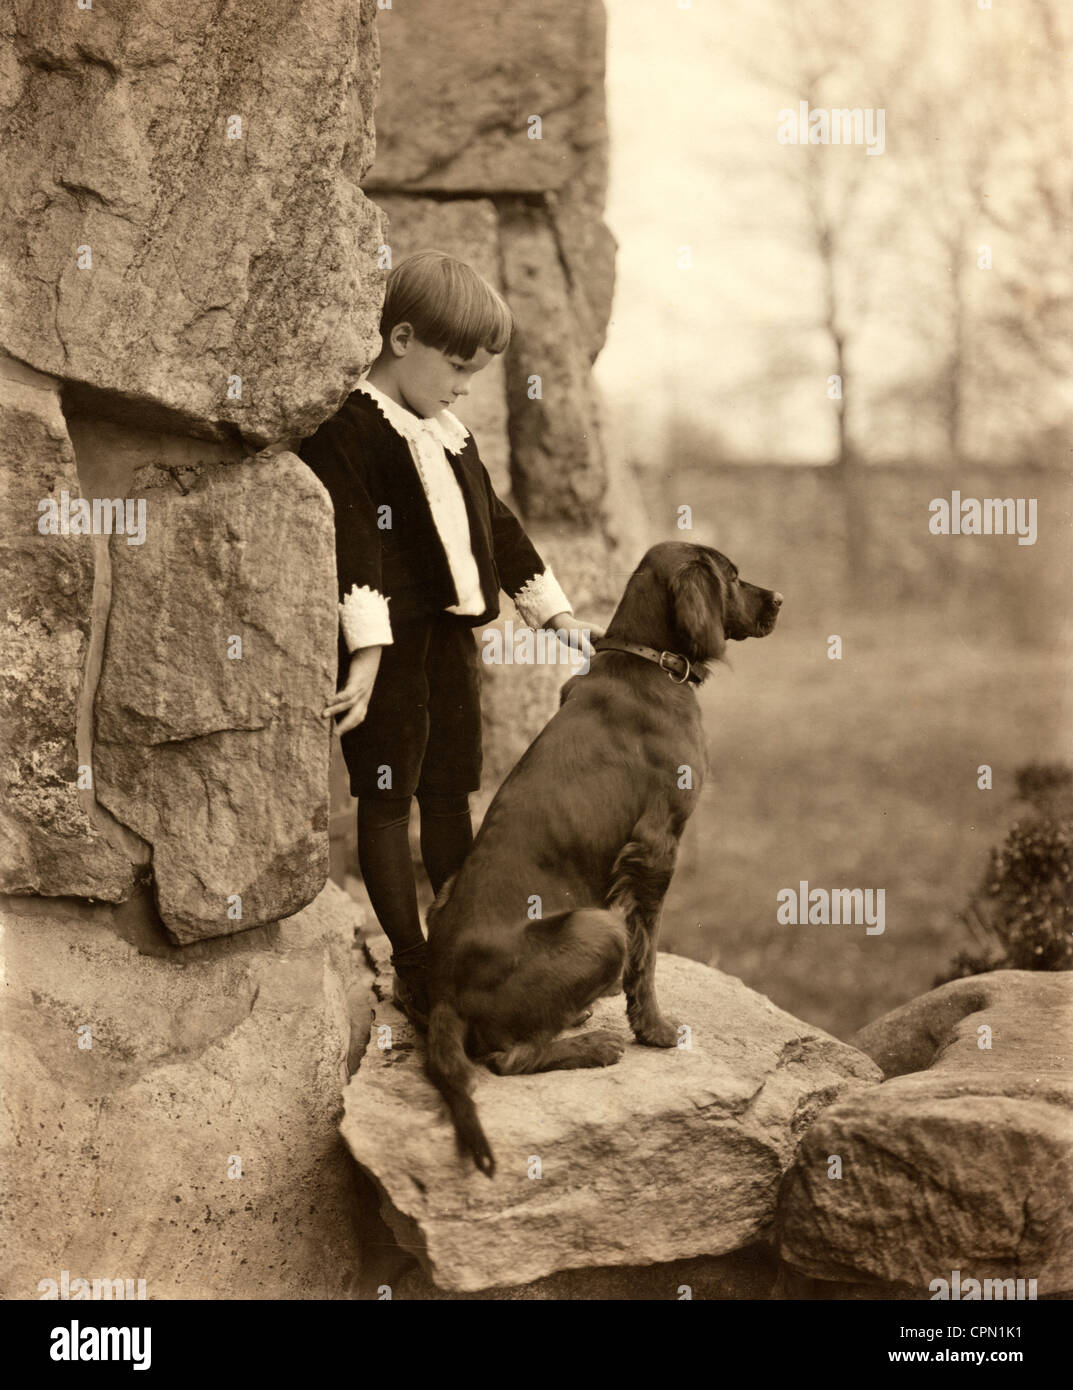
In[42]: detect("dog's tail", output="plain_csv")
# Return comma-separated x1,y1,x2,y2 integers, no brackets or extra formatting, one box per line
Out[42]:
426,1000,495,1178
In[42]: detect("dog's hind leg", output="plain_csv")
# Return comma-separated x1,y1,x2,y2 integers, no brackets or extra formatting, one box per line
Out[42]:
465,908,626,1063
608,803,682,1048
520,906,627,1020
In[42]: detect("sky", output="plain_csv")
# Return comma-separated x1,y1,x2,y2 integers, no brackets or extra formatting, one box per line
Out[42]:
598,0,844,461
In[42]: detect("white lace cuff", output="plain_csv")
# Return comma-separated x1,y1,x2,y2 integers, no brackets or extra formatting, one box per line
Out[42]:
512,567,573,629
339,584,392,651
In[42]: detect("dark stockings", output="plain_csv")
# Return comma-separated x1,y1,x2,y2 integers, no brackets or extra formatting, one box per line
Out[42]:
418,791,474,898
357,792,473,957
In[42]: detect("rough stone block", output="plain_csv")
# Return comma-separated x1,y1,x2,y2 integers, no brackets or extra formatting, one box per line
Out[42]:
393,1245,779,1300
0,0,384,444
778,971,1073,1296
369,0,608,197
0,882,375,1300
93,451,336,942
501,201,607,522
0,356,133,900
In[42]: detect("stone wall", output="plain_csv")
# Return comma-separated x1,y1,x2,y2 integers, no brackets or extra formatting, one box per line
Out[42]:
1,0,386,932
0,0,387,1297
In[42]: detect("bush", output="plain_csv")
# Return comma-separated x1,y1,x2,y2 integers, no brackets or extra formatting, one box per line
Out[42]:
937,765,1073,983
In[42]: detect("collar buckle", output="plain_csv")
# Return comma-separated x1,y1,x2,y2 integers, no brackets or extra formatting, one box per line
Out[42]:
659,651,692,684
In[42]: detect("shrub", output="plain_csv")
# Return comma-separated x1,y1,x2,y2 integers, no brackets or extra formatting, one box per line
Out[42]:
938,765,1073,983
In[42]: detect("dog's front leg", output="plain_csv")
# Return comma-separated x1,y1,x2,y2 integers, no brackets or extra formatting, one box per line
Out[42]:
607,813,681,1048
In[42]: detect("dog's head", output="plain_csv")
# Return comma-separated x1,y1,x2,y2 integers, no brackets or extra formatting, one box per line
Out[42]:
610,542,783,666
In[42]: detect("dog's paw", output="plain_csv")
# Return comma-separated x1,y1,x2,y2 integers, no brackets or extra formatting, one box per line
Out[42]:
634,1016,680,1048
484,1050,514,1076
584,1029,627,1066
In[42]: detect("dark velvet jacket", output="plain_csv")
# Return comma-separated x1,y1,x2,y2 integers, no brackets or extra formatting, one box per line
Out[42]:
298,387,549,653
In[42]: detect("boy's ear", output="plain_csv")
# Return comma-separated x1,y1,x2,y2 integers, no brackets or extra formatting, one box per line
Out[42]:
671,558,726,663
388,321,414,355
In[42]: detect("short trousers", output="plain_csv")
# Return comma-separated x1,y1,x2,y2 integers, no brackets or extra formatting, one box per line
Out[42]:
340,612,483,799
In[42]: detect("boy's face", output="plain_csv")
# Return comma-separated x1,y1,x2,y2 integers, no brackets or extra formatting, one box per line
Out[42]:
393,330,494,418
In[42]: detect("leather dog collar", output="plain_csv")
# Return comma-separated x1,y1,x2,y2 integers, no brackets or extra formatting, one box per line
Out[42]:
593,637,706,685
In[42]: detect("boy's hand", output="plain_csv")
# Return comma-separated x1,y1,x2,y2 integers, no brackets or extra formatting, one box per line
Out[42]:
325,645,382,735
545,612,604,661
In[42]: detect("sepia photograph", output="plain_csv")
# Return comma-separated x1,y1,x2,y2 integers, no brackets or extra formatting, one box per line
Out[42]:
1,0,1070,1349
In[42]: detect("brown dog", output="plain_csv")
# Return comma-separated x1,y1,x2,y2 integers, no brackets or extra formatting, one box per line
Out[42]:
425,542,782,1175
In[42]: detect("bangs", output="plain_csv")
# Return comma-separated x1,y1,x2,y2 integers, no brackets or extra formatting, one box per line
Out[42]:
382,251,514,358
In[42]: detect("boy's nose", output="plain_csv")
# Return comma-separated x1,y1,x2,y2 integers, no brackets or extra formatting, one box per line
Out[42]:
453,382,470,398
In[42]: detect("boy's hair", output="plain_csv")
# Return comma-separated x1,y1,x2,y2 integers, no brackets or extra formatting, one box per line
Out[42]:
381,250,513,358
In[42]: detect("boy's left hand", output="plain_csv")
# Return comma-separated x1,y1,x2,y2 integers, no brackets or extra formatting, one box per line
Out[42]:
545,612,604,661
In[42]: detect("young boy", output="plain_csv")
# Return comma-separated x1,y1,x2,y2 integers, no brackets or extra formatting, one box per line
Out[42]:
299,251,598,1025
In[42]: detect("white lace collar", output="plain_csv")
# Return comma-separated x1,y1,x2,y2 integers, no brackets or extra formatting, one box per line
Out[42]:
355,376,470,455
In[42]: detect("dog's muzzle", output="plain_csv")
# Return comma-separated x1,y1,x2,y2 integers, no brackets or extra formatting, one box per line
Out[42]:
756,591,783,636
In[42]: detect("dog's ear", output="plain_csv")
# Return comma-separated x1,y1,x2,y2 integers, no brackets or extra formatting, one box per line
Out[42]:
671,557,726,663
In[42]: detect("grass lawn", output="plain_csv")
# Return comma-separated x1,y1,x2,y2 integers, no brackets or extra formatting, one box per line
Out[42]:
661,606,1072,1040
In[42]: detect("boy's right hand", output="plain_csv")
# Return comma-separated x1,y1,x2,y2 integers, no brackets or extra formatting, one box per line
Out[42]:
324,645,382,735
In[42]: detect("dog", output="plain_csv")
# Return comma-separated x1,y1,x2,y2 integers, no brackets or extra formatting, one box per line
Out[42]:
425,542,782,1175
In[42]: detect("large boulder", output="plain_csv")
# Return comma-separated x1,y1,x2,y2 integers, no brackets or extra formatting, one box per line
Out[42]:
0,0,383,444
93,452,336,942
368,0,607,198
0,882,375,1300
0,356,134,900
341,941,880,1293
778,971,1073,1296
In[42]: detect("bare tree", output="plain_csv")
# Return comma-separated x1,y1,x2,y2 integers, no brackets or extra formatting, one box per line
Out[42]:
720,0,928,582
895,0,1072,465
